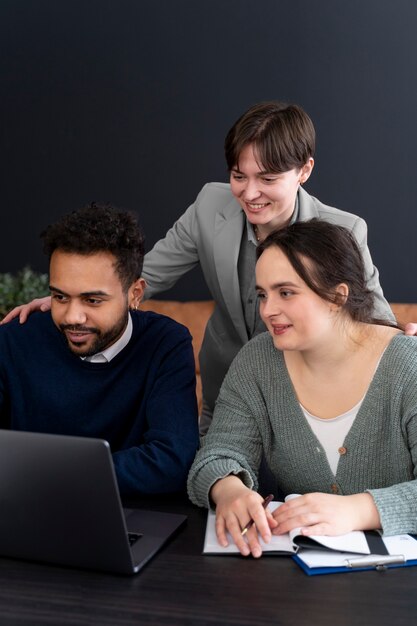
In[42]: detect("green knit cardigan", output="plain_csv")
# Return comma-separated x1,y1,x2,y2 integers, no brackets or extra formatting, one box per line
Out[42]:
187,333,417,536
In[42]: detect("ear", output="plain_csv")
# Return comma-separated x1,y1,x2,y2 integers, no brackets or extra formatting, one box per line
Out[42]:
333,283,349,308
128,278,146,311
299,158,315,185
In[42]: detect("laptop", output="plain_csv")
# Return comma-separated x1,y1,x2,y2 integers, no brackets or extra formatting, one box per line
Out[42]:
0,429,187,574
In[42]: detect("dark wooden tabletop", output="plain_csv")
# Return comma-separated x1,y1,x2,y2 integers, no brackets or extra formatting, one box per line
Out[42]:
0,495,416,626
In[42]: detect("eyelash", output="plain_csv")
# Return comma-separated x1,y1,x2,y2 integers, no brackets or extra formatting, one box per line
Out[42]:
51,295,103,306
231,174,278,183
256,290,294,300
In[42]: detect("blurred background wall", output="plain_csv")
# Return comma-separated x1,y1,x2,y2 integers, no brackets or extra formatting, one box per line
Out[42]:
1,0,416,301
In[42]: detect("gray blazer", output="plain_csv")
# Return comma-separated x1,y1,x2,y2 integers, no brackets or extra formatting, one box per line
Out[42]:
143,183,393,431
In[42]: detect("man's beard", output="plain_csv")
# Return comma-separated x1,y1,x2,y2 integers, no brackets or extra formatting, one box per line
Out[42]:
59,310,129,357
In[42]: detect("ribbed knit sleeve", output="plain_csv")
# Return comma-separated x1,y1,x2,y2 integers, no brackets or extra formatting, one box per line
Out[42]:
367,337,417,534
187,335,273,507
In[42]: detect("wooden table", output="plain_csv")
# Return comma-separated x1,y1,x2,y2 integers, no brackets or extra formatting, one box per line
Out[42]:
0,495,415,626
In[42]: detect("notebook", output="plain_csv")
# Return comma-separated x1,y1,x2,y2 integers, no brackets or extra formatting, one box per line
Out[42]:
0,429,186,574
203,500,417,574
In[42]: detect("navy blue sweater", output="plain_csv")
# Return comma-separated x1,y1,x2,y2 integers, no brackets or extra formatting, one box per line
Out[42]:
0,310,199,496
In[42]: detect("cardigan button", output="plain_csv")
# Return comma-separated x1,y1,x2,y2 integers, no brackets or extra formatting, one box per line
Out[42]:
331,483,339,494
338,446,347,455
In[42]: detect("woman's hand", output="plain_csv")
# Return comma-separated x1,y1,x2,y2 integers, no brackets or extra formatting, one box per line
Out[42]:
210,475,277,558
272,492,380,537
1,296,52,324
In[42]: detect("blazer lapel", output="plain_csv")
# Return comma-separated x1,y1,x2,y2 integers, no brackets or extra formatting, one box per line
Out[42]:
213,199,249,343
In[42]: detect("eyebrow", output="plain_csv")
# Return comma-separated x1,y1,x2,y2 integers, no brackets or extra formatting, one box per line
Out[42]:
255,281,299,290
49,285,110,297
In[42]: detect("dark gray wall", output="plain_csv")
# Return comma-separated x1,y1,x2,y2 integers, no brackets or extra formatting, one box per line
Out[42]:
1,0,417,301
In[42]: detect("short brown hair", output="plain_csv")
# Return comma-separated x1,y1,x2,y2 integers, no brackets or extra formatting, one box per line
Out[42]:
224,101,315,173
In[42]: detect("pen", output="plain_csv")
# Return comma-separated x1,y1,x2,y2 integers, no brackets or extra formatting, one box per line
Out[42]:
241,493,274,536
345,554,405,569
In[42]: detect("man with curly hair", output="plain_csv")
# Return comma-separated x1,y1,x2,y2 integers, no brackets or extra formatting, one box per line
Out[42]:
0,204,199,496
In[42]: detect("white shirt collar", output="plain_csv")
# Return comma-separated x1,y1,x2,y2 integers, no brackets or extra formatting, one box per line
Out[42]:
82,312,133,363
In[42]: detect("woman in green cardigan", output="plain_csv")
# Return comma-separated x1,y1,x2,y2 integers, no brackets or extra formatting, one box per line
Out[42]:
187,219,417,558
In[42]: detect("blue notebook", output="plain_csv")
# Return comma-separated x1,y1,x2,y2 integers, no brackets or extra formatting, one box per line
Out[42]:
293,533,417,575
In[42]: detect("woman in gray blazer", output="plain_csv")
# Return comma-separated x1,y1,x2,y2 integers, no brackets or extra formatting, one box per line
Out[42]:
142,102,394,432
3,102,397,433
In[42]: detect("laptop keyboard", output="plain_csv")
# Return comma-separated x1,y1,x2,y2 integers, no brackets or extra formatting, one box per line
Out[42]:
128,532,142,546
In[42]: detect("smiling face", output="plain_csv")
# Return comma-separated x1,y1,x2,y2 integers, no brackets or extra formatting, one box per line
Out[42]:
256,246,338,352
230,144,313,237
49,250,144,357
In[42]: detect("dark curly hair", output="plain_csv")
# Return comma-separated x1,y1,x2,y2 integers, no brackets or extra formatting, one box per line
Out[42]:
256,219,399,328
41,203,145,291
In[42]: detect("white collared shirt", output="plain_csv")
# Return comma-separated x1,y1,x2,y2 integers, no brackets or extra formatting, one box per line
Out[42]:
82,313,133,363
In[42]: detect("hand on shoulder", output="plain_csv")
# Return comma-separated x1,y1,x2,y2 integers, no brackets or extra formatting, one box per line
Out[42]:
404,322,417,336
1,296,51,325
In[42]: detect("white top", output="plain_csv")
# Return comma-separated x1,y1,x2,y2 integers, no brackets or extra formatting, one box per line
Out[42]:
300,351,387,474
301,400,363,475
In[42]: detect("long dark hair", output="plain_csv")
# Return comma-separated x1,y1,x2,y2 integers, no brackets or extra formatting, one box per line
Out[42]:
256,219,400,328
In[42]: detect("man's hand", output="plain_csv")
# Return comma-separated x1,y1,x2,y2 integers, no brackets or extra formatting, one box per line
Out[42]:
1,296,52,325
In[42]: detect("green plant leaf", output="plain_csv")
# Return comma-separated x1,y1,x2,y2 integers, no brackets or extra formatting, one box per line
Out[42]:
0,267,49,318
